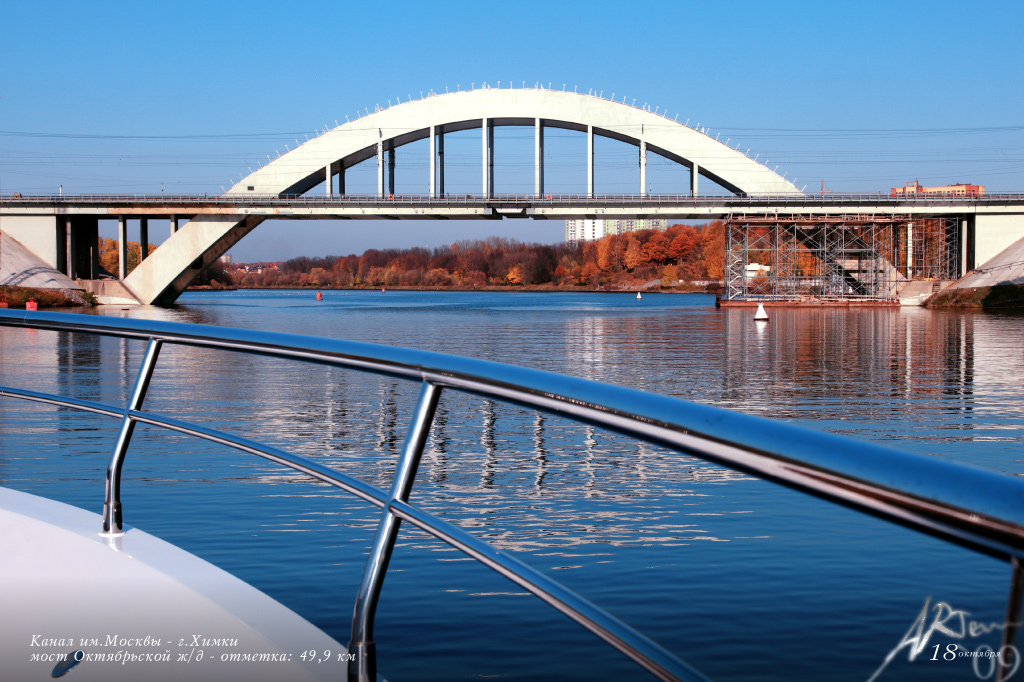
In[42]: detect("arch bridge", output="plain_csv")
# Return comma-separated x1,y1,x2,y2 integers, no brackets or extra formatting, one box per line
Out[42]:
21,88,799,304
5,87,1022,306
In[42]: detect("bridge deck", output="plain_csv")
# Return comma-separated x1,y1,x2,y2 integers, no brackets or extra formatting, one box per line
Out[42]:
3,193,1024,220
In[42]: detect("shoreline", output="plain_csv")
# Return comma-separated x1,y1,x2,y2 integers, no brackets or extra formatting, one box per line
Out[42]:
187,284,719,295
0,286,94,309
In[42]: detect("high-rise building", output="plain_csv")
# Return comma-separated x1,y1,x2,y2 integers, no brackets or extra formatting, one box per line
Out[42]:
564,218,669,244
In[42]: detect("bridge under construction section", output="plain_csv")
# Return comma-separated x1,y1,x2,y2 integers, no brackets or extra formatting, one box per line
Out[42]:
1,87,1022,305
725,212,968,305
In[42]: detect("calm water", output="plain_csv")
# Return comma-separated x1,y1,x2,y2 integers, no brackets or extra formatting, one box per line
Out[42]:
3,290,1024,681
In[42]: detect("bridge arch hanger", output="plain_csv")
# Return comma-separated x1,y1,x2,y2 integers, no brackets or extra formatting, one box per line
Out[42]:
229,83,803,199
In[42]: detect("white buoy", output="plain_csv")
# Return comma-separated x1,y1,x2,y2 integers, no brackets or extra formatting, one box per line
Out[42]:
636,291,642,300
754,302,769,321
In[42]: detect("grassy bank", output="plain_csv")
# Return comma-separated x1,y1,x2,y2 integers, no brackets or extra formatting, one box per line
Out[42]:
926,283,1024,309
0,287,95,308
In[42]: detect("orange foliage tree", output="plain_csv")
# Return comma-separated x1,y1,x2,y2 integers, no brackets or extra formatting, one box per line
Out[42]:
701,221,726,279
624,234,643,271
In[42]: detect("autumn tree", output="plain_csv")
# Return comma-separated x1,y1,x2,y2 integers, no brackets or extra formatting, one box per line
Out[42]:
661,264,679,288
667,226,700,262
308,267,329,285
701,221,726,280
642,231,670,264
99,238,158,277
579,261,601,287
624,234,643,271
597,235,615,272
423,268,452,286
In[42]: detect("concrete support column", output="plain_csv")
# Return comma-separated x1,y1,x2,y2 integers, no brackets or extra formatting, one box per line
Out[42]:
66,218,100,280
377,134,385,198
534,118,544,197
67,220,77,279
118,216,128,280
139,218,149,263
325,165,332,197
906,222,914,278
966,216,976,271
339,165,345,195
437,130,445,196
170,216,178,237
639,140,647,197
429,125,436,198
55,216,67,275
89,220,99,279
959,218,967,277
587,125,594,199
691,163,699,197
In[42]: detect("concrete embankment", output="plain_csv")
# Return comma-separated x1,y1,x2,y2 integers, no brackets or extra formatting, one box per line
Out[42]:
927,233,1024,309
926,282,1024,309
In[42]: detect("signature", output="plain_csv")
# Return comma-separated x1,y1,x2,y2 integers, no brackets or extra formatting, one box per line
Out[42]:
867,597,1018,681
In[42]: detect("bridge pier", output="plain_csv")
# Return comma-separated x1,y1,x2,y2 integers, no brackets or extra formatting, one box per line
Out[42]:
68,217,99,280
325,165,332,197
170,216,178,237
691,163,699,197
56,216,67,275
118,216,128,279
962,217,976,273
140,218,148,262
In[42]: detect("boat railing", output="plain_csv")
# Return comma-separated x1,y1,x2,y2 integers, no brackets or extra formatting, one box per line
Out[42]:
2,309,1024,682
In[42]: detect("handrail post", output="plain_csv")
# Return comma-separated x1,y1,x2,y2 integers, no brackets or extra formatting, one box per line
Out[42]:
349,380,441,682
102,338,162,534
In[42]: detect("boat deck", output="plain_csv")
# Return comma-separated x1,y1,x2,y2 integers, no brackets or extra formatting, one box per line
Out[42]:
0,486,345,681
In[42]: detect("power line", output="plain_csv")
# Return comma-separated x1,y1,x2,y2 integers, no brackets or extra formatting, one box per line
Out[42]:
0,130,308,141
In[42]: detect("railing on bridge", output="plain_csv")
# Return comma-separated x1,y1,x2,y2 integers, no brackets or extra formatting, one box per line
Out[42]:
2,310,1024,682
3,191,1024,205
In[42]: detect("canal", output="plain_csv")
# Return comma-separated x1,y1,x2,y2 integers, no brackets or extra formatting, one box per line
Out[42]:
2,290,1023,681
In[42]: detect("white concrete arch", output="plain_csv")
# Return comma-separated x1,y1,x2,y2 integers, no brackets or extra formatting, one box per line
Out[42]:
231,88,799,198
124,88,800,304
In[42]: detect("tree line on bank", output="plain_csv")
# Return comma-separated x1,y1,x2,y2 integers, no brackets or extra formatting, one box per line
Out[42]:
232,222,725,289
97,222,726,290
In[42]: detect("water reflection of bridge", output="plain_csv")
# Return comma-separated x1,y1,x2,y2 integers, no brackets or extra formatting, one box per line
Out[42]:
2,305,1019,556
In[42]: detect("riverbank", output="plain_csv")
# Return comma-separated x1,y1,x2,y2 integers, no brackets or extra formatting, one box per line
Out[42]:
0,286,94,309
194,281,717,294
926,282,1024,309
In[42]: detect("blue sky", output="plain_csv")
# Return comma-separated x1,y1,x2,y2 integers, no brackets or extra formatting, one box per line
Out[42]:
1,0,1022,260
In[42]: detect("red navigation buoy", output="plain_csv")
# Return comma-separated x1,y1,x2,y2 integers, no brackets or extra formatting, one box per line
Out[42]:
315,291,323,301
381,288,386,293
26,298,38,311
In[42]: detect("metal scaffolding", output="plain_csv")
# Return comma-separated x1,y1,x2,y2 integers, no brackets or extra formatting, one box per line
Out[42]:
725,214,962,302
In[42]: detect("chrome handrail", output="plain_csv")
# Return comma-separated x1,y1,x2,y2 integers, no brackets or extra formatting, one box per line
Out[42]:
2,309,1024,682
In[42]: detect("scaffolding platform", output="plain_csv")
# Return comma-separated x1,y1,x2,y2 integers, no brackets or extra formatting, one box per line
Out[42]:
725,213,963,303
